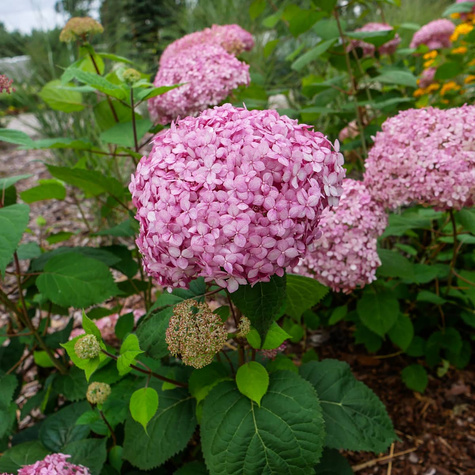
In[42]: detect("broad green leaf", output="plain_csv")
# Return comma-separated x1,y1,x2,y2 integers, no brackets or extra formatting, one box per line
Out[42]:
377,249,414,280
33,351,56,368
129,387,159,433
136,307,174,359
236,362,269,406
123,383,196,470
329,305,348,325
374,70,417,88
291,39,336,71
346,29,395,48
189,362,231,404
246,322,291,350
37,253,119,308
135,84,183,102
354,323,383,353
100,119,152,148
39,401,90,452
0,129,33,147
115,312,135,340
443,1,474,16
285,273,328,321
53,366,88,401
82,311,102,341
117,334,144,375
357,288,399,337
20,180,66,203
401,364,428,392
64,438,107,475
435,62,463,81
175,461,209,475
0,174,32,190
300,360,395,452
316,0,338,14
250,0,266,18
201,371,324,474
266,354,299,373
61,336,104,381
284,5,323,36
0,203,30,276
314,448,354,474
39,80,85,112
417,290,447,305
457,209,475,233
98,52,133,64
24,137,93,150
95,219,137,237
0,374,18,407
230,274,286,342
388,314,414,351
93,99,140,131
0,441,50,473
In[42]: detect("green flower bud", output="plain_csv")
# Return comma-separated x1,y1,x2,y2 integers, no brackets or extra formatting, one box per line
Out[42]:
123,68,142,85
86,382,111,405
74,334,100,359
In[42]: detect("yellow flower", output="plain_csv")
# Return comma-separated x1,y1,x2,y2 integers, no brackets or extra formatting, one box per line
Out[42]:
451,46,468,54
413,88,427,97
464,75,475,83
424,59,435,69
423,51,438,60
426,83,440,93
451,23,474,42
450,13,461,19
468,58,475,66
440,81,461,96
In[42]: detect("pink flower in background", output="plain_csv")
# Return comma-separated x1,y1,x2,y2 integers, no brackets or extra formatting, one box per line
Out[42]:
349,22,400,56
160,24,254,64
456,0,475,19
130,104,345,292
410,19,455,50
0,75,15,94
418,67,437,88
11,453,91,474
338,120,359,142
363,106,475,210
148,44,250,124
295,179,387,293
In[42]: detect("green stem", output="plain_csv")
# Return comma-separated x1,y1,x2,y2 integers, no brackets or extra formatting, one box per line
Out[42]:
446,210,458,292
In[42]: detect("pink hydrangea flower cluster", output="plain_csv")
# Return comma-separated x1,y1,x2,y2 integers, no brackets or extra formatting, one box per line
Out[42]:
2,453,91,474
363,106,475,210
160,24,254,64
130,104,345,292
410,19,455,50
338,120,359,142
350,22,400,56
418,67,437,88
148,44,250,124
295,179,387,293
0,74,15,94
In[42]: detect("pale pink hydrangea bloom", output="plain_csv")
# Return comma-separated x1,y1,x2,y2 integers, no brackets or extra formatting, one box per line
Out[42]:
160,24,254,64
261,342,287,359
410,19,455,50
0,74,15,94
14,453,91,474
349,22,400,56
130,104,345,292
418,67,437,88
338,120,359,142
295,179,387,293
363,106,475,210
148,44,250,124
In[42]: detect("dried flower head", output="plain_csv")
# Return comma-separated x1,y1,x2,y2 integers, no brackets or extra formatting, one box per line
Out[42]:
16,453,91,474
0,75,15,94
363,106,475,210
130,104,345,292
295,179,387,293
349,22,400,56
74,334,100,359
148,44,250,124
86,382,111,405
59,16,104,43
410,19,455,50
165,300,228,368
237,316,251,337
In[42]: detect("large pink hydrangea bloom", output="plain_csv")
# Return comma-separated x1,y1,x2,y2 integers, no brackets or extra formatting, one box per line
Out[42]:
130,104,345,292
295,179,387,293
350,22,400,56
148,44,250,124
410,19,455,50
363,106,475,210
1,453,91,474
160,24,254,64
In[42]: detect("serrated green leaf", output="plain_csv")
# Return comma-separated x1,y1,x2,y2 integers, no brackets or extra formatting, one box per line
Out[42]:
314,447,354,474
285,273,328,321
189,362,231,404
60,336,105,381
37,253,119,308
0,203,30,276
401,364,428,392
236,362,269,406
64,438,107,474
246,321,291,350
95,219,137,237
123,383,196,470
0,374,18,408
135,84,183,102
266,354,299,373
388,314,414,351
115,312,135,340
291,39,336,71
136,307,174,359
357,288,399,337
201,371,324,474
39,80,85,112
435,62,463,80
117,334,144,375
53,366,88,401
377,249,414,280
457,209,475,233
300,360,395,452
0,441,50,473
82,311,102,341
129,387,159,433
20,180,66,203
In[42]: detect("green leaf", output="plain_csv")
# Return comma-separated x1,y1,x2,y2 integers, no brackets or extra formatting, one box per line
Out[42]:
53,366,88,401
39,401,90,452
0,441,50,473
246,322,291,350
300,360,395,452
117,334,144,375
266,354,298,373
377,249,414,280
314,448,354,474
174,461,209,475
115,312,135,340
291,39,336,71
357,288,400,337
20,180,66,203
33,351,56,368
236,362,269,406
443,1,475,16
284,5,323,37
136,307,174,359
135,84,182,102
354,323,383,353
0,174,32,190
401,364,428,393
0,203,30,276
388,315,414,351
284,273,328,321
346,29,395,48
435,62,463,81
24,137,93,151
123,383,196,470
329,305,348,325
37,252,119,308
95,219,137,237
374,70,417,88
417,290,447,305
129,387,159,433
189,362,231,404
39,80,85,112
64,438,107,475
82,311,102,341
0,129,34,147
250,0,266,19
98,52,133,64
457,209,475,233
201,371,325,474
0,374,18,407
316,0,338,14
230,274,287,342
100,119,152,148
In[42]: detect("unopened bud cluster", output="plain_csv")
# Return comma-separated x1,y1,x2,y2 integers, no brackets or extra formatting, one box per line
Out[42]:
59,17,104,43
237,316,251,337
74,334,100,359
86,382,111,405
123,68,141,85
165,300,228,369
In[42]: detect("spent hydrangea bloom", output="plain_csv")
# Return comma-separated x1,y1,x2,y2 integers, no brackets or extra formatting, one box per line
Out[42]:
16,453,90,475
59,16,103,42
363,106,475,210
160,24,254,64
261,342,287,360
166,300,228,368
74,334,100,359
410,19,455,50
349,22,400,56
418,67,437,88
130,104,345,292
295,179,387,293
0,75,15,94
148,44,250,124
86,382,111,405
